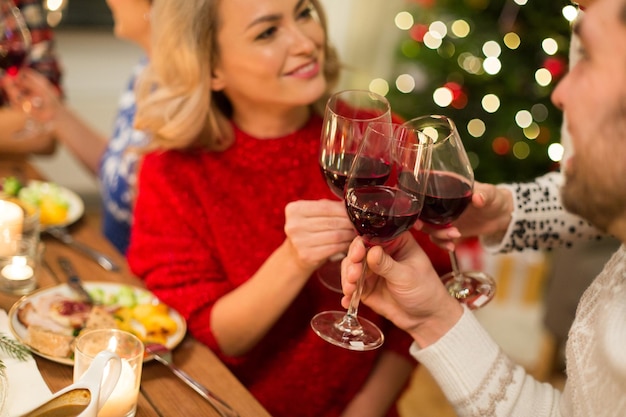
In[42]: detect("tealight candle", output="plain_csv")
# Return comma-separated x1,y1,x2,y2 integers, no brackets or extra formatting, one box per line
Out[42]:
0,200,23,256
98,359,139,417
1,257,34,281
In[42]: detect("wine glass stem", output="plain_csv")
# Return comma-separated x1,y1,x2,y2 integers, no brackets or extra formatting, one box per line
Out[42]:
345,248,368,321
448,249,461,276
446,250,471,299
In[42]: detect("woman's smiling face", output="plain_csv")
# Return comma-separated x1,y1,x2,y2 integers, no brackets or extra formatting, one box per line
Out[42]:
210,0,327,113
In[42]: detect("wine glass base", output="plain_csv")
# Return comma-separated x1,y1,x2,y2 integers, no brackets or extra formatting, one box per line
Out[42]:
310,311,384,351
316,257,344,294
440,271,496,310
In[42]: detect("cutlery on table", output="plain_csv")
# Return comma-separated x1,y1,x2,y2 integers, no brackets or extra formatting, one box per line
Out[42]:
58,256,95,304
46,226,120,272
145,343,240,417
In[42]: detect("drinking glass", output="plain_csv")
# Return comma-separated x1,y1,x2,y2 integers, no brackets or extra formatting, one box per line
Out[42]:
311,121,432,350
317,89,392,292
0,0,43,139
404,115,496,309
74,329,144,417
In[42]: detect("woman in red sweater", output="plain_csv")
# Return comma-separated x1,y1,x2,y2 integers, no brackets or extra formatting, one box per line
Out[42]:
129,0,450,416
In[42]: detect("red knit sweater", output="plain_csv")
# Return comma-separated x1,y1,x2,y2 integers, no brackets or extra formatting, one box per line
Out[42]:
128,115,451,417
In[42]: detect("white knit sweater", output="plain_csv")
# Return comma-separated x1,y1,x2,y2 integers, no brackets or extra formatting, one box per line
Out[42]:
410,245,626,416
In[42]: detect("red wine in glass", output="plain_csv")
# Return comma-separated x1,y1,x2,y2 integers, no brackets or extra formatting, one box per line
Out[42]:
345,185,422,244
311,121,432,351
0,0,44,139
0,49,27,76
320,154,391,197
402,115,496,310
402,171,473,227
316,90,392,292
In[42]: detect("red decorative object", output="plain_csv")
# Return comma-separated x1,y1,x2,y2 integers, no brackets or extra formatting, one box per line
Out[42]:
543,57,567,79
410,0,435,7
444,82,468,109
492,136,511,155
410,24,429,42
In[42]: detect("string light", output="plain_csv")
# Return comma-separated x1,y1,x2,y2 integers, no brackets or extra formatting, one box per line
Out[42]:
535,68,553,86
369,79,389,97
548,143,565,162
451,20,471,38
542,38,559,55
481,94,501,113
395,11,414,30
562,5,579,22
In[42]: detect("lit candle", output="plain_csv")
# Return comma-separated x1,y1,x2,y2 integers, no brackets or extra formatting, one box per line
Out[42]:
1,256,34,281
98,359,140,417
0,200,23,257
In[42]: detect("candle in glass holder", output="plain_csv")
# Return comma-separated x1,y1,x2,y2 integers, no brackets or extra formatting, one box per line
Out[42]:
98,359,139,417
74,329,144,417
0,200,23,256
1,256,33,281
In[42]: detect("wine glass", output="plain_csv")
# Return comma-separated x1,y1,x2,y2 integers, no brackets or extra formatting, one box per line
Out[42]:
317,89,392,292
403,115,496,309
0,0,42,139
311,121,432,351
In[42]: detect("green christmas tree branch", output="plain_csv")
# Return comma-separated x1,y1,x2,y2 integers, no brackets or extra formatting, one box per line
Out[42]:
0,333,31,369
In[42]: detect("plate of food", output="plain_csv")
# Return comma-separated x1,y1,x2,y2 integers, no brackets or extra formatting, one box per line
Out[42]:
1,177,85,229
8,282,187,365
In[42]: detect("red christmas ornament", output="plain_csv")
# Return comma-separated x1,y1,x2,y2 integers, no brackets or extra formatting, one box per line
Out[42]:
492,136,511,155
410,24,429,42
443,82,468,109
543,57,567,79
410,0,435,7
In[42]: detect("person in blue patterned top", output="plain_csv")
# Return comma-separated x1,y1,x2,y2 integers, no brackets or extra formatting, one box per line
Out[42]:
2,0,152,254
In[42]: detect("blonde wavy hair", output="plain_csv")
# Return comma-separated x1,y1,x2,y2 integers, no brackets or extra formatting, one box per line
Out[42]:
134,0,340,151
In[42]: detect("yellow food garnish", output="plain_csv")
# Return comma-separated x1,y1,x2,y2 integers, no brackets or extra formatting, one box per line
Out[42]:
39,195,69,225
113,302,178,344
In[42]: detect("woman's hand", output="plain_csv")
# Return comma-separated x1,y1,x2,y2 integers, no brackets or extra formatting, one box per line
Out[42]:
284,199,356,273
341,233,462,348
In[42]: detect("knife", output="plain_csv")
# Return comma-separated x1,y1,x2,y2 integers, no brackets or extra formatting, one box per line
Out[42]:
58,256,95,304
47,226,120,272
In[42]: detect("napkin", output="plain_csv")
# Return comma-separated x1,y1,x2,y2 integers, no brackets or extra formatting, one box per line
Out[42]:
0,309,52,417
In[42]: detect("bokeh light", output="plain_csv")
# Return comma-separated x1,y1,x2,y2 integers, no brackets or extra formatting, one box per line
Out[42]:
395,11,414,30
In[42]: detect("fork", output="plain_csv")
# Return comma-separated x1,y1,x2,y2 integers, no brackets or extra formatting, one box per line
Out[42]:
145,343,240,417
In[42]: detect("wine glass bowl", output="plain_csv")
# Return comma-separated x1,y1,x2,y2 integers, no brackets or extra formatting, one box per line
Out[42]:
317,90,392,292
0,0,31,76
311,121,432,351
0,0,45,139
404,115,496,309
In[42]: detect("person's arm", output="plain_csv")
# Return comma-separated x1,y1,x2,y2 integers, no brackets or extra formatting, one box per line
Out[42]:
3,69,107,174
0,108,56,154
425,173,606,253
341,233,561,416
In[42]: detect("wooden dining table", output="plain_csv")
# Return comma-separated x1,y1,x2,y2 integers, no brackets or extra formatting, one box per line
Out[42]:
0,156,272,417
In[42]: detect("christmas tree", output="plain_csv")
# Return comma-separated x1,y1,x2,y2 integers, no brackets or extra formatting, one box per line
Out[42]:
384,0,576,183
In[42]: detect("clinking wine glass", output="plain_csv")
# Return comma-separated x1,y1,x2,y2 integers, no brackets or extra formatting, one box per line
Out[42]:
0,0,43,139
311,121,432,351
317,89,392,293
403,115,496,309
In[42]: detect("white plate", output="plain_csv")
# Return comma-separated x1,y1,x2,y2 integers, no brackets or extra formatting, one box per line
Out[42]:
24,180,85,229
8,282,187,366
